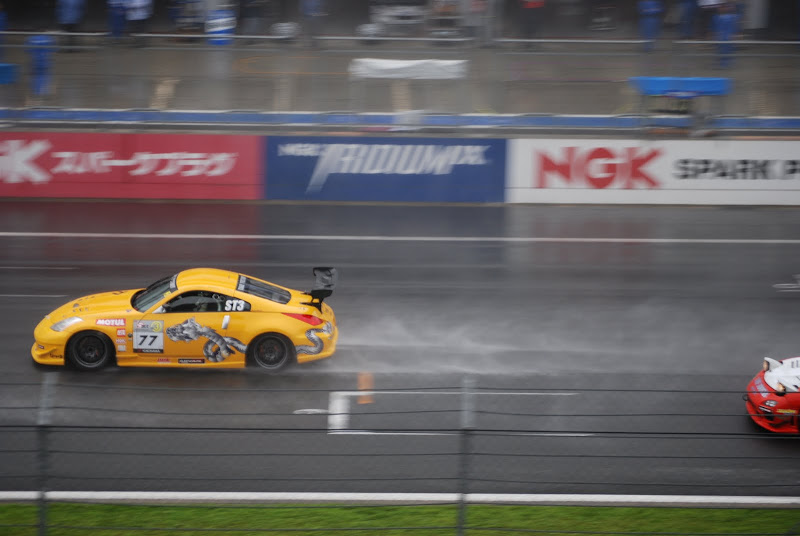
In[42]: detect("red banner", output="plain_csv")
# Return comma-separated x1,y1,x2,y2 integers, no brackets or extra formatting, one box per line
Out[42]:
0,132,262,199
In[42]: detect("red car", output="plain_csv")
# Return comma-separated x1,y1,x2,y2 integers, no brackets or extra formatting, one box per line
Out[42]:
744,357,800,433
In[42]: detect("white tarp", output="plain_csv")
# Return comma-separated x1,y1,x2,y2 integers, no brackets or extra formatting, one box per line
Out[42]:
349,58,468,80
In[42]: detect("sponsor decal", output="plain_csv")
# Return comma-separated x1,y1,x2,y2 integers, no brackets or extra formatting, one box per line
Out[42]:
117,344,126,351
777,409,799,414
157,358,170,364
96,318,125,327
178,358,205,364
116,329,126,336
133,320,165,354
36,344,45,350
51,353,63,359
166,317,246,362
535,146,661,189
116,338,126,344
674,160,800,181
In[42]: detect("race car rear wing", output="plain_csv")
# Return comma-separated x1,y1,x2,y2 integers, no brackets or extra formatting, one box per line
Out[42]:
305,267,338,311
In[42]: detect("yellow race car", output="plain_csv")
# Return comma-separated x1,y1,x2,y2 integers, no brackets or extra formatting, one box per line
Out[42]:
32,267,338,372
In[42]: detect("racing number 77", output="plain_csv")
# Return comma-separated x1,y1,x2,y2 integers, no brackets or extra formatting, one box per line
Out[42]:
139,334,158,347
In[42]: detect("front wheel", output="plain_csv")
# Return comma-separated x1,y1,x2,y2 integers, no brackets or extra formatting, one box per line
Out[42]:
66,331,114,371
248,334,295,372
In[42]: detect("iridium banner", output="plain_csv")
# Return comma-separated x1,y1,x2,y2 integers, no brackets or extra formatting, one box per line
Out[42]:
264,136,506,203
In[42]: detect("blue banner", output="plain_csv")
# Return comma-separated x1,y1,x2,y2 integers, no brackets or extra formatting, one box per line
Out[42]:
265,136,506,203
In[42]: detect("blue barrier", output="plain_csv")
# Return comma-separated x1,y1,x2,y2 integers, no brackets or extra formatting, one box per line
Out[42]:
0,63,17,84
628,77,731,98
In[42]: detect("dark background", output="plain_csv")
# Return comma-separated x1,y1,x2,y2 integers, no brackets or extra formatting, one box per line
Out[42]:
3,0,800,38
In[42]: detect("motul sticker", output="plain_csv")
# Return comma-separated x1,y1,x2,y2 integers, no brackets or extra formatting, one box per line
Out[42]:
96,318,125,327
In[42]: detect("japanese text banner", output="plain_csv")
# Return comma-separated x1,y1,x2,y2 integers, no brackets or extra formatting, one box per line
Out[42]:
0,133,262,199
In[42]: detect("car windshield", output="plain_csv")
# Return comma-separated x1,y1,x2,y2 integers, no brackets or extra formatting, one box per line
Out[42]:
132,274,177,312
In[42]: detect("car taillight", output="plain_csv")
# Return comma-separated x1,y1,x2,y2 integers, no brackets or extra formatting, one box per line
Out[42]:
283,313,324,326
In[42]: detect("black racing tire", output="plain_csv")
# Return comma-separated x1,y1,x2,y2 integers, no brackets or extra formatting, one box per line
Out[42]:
248,333,295,373
66,331,114,371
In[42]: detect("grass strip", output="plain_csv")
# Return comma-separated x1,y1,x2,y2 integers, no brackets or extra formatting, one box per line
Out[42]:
0,503,799,535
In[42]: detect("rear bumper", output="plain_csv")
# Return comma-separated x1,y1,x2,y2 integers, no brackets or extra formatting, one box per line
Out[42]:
296,322,337,364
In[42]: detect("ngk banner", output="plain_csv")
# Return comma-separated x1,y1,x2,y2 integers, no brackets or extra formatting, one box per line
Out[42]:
266,136,506,203
0,133,262,199
508,139,800,205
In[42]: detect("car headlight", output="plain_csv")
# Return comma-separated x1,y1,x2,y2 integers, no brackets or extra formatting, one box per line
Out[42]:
50,317,83,332
776,383,787,396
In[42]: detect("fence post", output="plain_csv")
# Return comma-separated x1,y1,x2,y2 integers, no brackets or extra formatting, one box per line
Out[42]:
457,377,476,536
37,373,57,536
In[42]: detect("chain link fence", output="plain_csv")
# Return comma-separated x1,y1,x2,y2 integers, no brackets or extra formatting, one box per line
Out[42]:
2,375,799,534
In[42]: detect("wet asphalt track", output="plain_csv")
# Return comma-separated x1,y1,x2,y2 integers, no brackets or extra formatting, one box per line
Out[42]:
2,200,800,497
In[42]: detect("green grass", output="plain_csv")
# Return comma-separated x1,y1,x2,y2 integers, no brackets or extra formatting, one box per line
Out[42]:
1,503,799,535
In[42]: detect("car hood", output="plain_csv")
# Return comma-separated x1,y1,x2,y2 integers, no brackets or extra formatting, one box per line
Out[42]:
47,290,139,322
764,357,800,392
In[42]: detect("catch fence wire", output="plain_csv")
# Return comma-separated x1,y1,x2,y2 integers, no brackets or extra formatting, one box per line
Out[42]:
0,379,799,534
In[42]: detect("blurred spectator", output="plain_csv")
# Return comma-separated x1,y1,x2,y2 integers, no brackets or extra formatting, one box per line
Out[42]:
301,0,325,47
108,0,126,42
239,0,270,43
679,0,696,38
464,0,487,42
125,0,152,46
57,0,85,51
712,1,738,67
637,0,662,51
518,0,544,45
25,33,55,100
0,3,6,61
697,0,722,38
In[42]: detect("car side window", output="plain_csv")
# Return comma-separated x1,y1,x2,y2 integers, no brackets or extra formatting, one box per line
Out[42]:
162,291,227,313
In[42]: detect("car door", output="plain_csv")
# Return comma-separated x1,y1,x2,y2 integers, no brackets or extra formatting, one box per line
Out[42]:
136,290,231,365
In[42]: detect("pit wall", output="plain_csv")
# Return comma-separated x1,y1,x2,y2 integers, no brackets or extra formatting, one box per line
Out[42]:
1,132,799,205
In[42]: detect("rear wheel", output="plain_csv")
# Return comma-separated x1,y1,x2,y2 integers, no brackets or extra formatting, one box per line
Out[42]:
248,334,294,372
66,331,114,371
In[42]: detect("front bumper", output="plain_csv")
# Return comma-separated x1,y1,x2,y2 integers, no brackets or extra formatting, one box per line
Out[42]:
744,375,800,434
31,318,67,366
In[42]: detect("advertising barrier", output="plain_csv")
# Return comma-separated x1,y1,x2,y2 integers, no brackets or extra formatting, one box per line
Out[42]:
265,136,506,203
507,139,800,205
0,133,262,200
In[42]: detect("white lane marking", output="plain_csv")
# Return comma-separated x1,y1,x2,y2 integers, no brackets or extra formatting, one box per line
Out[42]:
0,294,66,298
328,390,578,435
774,275,800,292
0,491,796,507
0,266,77,270
0,232,799,244
293,408,329,415
330,430,593,437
